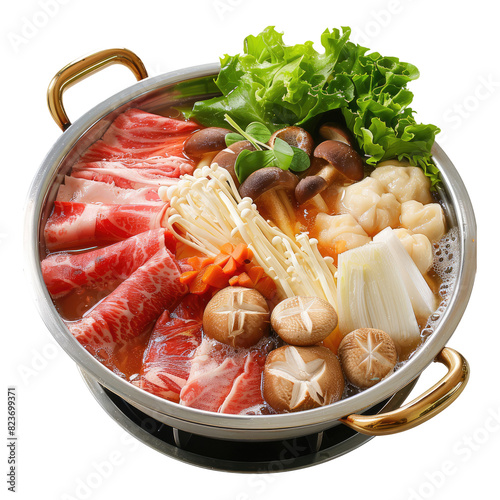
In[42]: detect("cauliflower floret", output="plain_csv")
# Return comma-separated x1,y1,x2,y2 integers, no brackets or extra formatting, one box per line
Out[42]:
339,177,401,236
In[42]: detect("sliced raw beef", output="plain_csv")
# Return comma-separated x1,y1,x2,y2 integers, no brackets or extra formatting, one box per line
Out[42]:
78,108,199,162
179,339,246,412
71,158,192,190
57,177,162,205
134,296,204,402
41,229,176,299
67,247,186,357
77,156,195,172
44,201,167,251
219,351,266,415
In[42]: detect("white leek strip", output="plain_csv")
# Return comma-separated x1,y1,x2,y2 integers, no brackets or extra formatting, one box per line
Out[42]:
337,242,420,346
373,227,436,321
162,163,337,307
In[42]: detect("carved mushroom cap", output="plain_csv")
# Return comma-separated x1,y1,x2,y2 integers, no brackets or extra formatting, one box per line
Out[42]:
338,328,398,388
184,127,232,157
202,286,270,348
263,345,344,412
271,296,338,346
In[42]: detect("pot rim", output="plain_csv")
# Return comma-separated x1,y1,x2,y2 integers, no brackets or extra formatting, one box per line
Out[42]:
24,62,477,431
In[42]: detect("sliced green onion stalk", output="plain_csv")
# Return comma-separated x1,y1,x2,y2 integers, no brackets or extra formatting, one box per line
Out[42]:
337,241,421,347
373,227,437,321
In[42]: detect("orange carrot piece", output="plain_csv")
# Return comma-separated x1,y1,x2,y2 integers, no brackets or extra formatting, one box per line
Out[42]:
237,272,253,288
179,270,199,285
200,256,215,268
228,275,240,286
254,276,277,299
220,242,235,255
243,262,254,273
247,266,265,285
214,253,231,267
231,243,249,265
222,256,239,275
245,247,254,262
187,256,204,271
202,264,229,289
189,272,211,295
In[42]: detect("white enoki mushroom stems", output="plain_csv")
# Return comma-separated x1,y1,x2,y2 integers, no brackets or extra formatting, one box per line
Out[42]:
159,163,337,307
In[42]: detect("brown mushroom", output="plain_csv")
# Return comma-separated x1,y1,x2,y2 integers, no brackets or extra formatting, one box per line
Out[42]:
319,123,353,146
211,140,256,187
184,127,232,158
314,140,364,181
203,287,270,348
268,126,314,156
263,345,344,412
239,167,298,238
271,296,338,346
295,140,364,205
338,328,397,388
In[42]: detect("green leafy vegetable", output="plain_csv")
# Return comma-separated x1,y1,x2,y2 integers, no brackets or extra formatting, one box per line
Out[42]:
289,147,311,172
224,115,310,183
186,26,441,186
235,149,276,183
225,132,245,146
246,122,272,143
272,138,294,170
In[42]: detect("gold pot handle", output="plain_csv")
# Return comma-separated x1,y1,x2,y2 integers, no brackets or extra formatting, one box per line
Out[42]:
340,347,469,436
47,48,148,131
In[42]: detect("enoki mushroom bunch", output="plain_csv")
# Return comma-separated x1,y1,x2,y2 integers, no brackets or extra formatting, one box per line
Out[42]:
160,164,338,307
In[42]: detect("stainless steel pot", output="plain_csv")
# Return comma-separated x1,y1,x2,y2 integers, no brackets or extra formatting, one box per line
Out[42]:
25,48,476,442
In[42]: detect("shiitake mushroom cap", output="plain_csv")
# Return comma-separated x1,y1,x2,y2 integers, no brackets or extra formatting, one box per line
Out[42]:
263,345,344,412
338,328,398,388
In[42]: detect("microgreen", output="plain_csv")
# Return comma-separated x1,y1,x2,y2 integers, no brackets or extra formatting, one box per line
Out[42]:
225,115,310,183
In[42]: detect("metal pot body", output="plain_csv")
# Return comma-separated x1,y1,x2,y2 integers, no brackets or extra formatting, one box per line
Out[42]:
25,53,477,442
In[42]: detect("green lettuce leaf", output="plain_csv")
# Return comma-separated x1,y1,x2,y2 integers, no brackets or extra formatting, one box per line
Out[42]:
187,26,441,186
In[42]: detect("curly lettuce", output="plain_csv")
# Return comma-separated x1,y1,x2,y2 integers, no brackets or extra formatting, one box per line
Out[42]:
187,26,440,186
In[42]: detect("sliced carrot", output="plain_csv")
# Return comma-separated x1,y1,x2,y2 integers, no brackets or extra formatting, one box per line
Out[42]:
202,264,229,289
187,256,204,271
222,256,239,275
214,253,231,267
228,275,240,286
237,272,253,288
243,262,254,273
254,276,277,299
245,247,254,262
220,242,235,255
179,270,199,285
247,266,265,285
189,271,210,295
231,243,249,265
200,256,215,268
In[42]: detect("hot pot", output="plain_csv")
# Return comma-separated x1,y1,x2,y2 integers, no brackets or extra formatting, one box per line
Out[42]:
24,49,476,461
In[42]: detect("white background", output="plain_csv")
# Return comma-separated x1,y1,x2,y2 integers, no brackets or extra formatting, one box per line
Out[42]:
2,0,499,499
